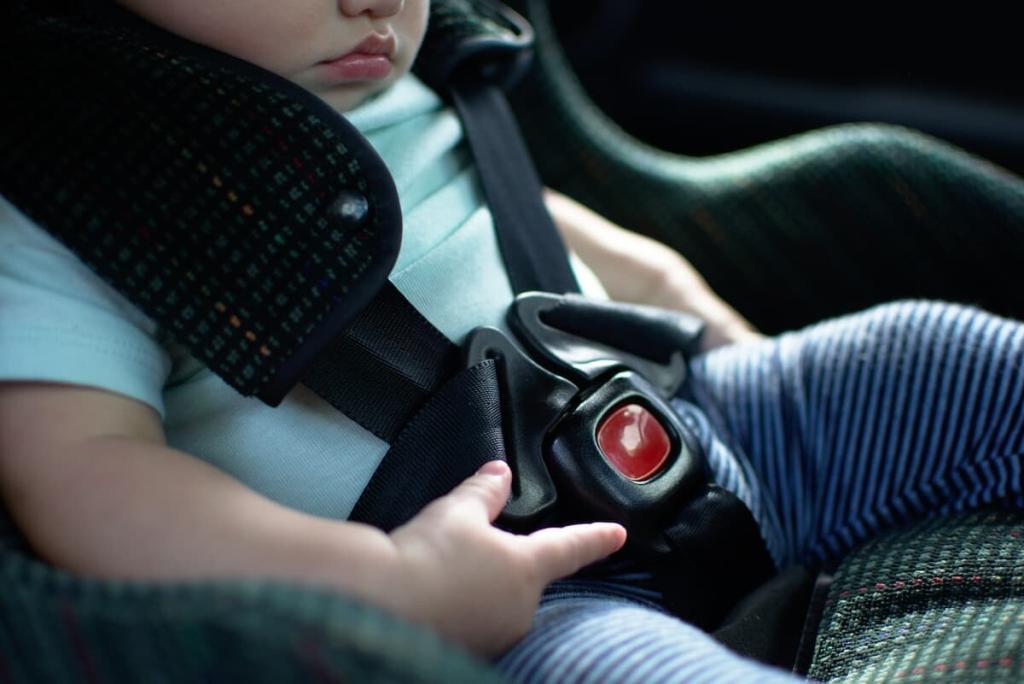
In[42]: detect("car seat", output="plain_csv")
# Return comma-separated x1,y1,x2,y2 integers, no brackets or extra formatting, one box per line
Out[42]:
504,0,1024,335
4,0,1024,681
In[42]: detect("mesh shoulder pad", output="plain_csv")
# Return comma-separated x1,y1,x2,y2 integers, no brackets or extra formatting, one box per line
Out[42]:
1,2,402,404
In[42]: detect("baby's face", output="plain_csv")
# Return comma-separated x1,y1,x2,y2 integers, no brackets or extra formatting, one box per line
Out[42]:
118,0,430,111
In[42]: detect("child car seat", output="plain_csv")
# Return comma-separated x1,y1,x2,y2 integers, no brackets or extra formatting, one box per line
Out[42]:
3,0,1024,681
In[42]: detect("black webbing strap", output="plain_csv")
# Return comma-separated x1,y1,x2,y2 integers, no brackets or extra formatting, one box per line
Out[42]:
451,79,580,295
303,79,580,444
349,358,508,530
312,80,589,529
302,282,511,528
302,281,462,443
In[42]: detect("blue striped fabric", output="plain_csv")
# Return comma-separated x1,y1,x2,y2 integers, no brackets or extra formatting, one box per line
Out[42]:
497,301,1024,683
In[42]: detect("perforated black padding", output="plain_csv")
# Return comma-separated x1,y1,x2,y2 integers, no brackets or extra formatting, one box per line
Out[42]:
1,1,402,403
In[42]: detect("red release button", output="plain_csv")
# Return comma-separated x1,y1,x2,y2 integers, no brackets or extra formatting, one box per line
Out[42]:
596,403,671,481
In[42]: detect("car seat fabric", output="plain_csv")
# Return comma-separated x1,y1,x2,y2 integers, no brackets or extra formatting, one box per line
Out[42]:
806,510,1024,682
505,0,1024,335
0,537,497,683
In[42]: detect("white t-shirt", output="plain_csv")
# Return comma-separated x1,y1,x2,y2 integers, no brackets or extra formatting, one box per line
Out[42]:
0,74,606,519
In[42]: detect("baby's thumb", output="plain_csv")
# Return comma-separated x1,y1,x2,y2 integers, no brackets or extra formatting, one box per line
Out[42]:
443,460,512,523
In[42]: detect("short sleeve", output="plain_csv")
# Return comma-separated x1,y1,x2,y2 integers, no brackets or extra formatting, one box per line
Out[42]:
0,196,171,415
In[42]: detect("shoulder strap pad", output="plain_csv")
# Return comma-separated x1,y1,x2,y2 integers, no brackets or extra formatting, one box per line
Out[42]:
0,1,402,404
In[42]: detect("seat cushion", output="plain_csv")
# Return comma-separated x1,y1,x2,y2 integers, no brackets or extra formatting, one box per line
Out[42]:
808,510,1024,682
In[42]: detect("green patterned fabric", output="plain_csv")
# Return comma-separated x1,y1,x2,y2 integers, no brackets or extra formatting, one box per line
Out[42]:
506,0,1024,334
808,511,1024,682
0,546,498,683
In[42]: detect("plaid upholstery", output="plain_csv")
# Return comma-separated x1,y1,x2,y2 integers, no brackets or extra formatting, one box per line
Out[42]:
808,511,1024,682
0,547,498,683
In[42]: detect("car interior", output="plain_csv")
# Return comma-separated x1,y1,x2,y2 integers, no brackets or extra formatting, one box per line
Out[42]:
2,0,1024,681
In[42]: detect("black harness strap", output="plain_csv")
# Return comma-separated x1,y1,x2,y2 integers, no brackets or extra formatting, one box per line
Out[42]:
336,67,588,527
300,69,579,464
349,358,508,530
451,79,579,295
301,281,462,442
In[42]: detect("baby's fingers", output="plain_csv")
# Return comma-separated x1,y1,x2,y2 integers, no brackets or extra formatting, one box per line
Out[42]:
415,460,512,526
525,522,627,582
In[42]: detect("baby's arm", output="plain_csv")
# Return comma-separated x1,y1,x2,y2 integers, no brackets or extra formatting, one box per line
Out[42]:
0,381,625,657
545,189,761,350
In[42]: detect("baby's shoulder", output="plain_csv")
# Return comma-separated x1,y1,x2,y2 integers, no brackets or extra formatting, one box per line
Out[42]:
0,193,162,345
0,194,64,251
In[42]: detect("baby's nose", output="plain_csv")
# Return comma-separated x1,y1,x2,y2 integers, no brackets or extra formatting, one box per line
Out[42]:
339,0,404,19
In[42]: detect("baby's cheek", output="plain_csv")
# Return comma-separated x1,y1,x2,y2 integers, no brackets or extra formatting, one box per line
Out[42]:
395,0,430,64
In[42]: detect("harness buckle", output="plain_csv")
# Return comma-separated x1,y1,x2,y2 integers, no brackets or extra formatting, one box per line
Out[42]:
463,292,706,549
546,370,705,551
464,292,775,627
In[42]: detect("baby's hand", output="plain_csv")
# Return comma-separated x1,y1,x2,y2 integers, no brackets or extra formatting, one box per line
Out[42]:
379,460,626,657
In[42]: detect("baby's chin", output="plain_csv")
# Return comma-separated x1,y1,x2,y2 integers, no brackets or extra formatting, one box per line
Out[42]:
314,80,394,113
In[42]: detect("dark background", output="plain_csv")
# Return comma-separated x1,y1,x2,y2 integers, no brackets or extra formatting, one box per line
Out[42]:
548,2,1024,176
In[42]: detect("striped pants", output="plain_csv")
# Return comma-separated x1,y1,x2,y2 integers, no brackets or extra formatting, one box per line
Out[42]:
497,301,1024,683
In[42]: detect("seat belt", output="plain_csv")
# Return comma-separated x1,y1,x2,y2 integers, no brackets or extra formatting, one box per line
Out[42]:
307,72,587,529
450,78,580,295
296,71,586,528
298,74,775,632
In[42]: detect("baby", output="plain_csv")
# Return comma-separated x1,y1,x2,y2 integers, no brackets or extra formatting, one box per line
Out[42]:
3,1,1023,682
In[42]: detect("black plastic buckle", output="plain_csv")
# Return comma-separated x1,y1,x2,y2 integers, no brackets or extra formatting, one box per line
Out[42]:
463,325,575,528
546,370,705,551
462,292,707,546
